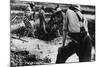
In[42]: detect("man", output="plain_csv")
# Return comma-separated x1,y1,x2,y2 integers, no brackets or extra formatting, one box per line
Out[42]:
53,5,63,37
22,3,36,37
38,6,47,33
56,4,92,63
27,2,36,21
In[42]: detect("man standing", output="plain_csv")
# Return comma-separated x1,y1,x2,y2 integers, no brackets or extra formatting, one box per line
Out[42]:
22,2,36,37
56,4,92,63
27,2,36,21
38,6,47,33
52,4,63,37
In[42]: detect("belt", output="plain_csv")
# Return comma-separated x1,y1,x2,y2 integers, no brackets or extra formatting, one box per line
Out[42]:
68,31,87,37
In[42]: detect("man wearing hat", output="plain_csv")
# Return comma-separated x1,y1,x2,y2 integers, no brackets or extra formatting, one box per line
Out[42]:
56,4,92,63
27,2,36,21
22,2,36,37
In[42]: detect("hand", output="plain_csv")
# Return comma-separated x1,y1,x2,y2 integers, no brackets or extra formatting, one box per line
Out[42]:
58,46,65,54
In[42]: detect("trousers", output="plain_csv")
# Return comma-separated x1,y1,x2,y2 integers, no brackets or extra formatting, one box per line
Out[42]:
56,32,92,63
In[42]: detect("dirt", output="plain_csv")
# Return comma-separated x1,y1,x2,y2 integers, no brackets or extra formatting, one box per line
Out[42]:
11,35,79,66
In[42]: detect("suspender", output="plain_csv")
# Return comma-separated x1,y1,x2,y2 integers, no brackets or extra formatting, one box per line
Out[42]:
66,13,69,32
75,11,86,32
75,11,84,22
65,10,86,33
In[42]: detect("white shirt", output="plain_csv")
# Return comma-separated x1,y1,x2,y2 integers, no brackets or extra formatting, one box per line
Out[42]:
63,9,88,33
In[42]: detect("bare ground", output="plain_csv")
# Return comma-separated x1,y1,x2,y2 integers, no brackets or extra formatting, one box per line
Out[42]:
11,34,79,66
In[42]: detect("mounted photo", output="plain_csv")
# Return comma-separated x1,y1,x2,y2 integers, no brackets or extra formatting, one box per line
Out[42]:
10,0,95,67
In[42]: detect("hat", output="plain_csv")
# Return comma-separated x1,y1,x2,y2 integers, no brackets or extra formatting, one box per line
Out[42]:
40,5,45,9
70,4,81,11
56,8,62,12
54,4,62,12
74,5,80,10
27,2,35,7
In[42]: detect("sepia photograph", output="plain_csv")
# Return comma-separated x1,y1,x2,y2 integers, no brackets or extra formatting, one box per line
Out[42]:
10,0,95,67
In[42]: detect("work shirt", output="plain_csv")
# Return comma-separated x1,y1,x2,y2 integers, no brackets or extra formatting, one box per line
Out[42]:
63,9,88,33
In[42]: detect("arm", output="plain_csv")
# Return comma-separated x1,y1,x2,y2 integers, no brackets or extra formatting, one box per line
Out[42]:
83,17,89,36
62,30,67,47
83,18,88,31
62,12,68,47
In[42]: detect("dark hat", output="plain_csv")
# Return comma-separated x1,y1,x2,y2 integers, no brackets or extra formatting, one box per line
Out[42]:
69,4,81,10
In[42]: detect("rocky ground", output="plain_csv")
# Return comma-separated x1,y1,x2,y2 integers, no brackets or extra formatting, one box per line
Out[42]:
11,34,79,66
